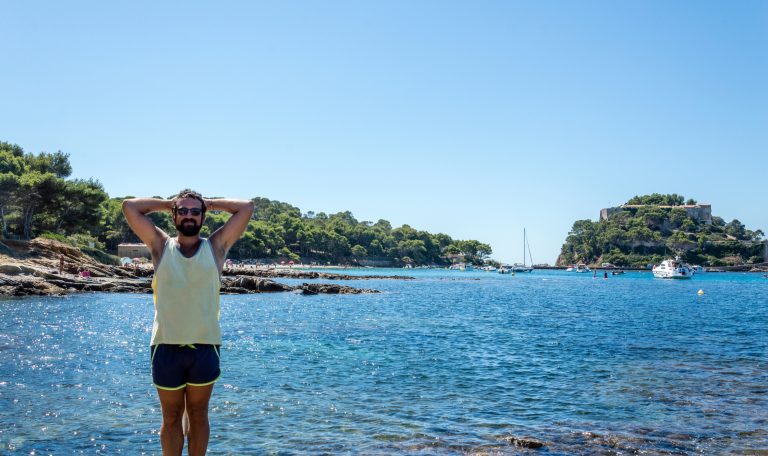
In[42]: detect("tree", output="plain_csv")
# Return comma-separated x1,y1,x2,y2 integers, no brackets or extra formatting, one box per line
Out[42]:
627,193,686,206
17,171,62,239
351,244,368,258
667,231,694,252
396,239,427,264
50,179,109,234
24,151,72,178
0,173,20,238
725,219,747,240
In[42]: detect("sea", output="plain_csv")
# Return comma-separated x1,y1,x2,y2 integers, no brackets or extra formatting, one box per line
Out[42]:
1,269,766,455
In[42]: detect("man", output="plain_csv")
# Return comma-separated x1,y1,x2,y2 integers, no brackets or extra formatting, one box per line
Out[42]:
122,189,254,456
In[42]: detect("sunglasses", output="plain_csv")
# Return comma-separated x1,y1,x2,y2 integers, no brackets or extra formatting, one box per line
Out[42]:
175,207,202,216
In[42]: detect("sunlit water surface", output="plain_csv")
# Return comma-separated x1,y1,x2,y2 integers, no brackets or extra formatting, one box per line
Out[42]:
1,269,767,454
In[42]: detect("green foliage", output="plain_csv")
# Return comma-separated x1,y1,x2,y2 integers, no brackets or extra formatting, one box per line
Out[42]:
204,199,490,265
1,142,111,241
559,193,765,266
0,139,493,266
351,245,368,258
627,193,686,206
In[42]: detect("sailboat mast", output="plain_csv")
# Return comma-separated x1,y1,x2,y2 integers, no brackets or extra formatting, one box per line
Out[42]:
523,228,526,267
527,233,533,266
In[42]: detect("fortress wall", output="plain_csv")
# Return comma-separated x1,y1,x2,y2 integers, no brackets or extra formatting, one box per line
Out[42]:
600,204,712,224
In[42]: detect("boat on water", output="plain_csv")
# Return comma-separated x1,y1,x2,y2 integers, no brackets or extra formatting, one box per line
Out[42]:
652,257,693,279
566,263,591,273
511,263,533,273
611,270,625,276
503,228,534,273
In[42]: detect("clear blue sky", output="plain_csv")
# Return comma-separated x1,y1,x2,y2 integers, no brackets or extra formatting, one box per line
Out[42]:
2,1,766,264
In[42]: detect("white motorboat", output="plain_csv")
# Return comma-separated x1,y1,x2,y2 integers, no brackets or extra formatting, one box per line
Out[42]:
652,257,693,279
566,263,590,273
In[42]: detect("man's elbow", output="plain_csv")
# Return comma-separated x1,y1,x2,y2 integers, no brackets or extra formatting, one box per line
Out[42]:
239,201,255,218
121,198,141,216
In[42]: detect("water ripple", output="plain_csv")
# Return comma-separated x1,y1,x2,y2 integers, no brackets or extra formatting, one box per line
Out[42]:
1,270,767,453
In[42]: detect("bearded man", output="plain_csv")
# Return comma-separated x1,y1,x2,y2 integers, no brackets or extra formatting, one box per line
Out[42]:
122,189,254,456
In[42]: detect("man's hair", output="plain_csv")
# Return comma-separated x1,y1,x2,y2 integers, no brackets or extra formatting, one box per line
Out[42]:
172,188,206,215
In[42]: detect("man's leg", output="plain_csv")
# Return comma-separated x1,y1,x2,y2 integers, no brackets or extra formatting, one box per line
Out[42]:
185,384,214,456
157,387,186,456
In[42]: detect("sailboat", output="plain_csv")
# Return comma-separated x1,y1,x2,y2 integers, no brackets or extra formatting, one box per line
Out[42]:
511,228,534,273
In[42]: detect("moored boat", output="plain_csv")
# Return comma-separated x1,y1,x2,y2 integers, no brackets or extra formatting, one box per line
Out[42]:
566,263,590,273
512,228,534,273
652,257,693,279
691,265,706,274
511,263,533,273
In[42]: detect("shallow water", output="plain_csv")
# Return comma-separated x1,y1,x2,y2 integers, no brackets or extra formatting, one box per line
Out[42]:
1,269,767,454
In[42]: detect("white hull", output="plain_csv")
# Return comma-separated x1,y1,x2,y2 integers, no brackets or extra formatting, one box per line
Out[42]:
566,264,590,273
652,271,692,279
652,258,693,279
511,263,533,273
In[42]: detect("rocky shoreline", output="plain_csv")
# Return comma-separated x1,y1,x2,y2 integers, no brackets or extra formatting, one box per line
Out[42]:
0,239,410,298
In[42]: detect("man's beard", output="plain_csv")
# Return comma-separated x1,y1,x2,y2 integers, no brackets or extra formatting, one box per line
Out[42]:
176,219,202,237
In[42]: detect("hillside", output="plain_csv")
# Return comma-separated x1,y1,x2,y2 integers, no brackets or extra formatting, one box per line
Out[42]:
557,194,767,268
1,141,492,267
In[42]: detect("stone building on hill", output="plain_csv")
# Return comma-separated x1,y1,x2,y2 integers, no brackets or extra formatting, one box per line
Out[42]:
117,243,150,259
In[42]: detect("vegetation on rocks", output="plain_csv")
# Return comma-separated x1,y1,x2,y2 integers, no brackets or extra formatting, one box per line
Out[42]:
2,140,490,266
558,194,765,267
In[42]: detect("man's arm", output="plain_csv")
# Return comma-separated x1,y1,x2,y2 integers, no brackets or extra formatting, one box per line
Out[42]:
206,199,255,264
121,198,172,263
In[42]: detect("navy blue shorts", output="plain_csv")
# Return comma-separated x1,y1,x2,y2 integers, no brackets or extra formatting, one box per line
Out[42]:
151,344,221,390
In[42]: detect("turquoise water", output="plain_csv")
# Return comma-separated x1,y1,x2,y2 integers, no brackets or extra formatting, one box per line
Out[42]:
1,269,767,454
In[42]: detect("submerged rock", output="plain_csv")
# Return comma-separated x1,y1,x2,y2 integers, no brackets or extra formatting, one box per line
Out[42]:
500,436,545,449
298,283,380,295
221,276,293,293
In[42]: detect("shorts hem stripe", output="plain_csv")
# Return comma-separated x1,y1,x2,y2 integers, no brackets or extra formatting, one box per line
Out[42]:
187,375,221,387
155,383,187,391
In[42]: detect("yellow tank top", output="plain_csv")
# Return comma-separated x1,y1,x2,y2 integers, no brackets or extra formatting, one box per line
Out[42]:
151,237,221,345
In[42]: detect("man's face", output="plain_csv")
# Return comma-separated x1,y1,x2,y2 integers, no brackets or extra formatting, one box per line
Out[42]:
174,198,204,237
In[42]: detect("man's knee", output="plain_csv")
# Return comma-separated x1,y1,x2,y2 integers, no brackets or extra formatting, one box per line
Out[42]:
161,404,185,425
185,401,209,423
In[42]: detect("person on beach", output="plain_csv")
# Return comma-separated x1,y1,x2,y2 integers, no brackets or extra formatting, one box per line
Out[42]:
122,189,254,456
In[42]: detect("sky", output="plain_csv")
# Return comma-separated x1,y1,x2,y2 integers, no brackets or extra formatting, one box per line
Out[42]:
2,1,766,264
